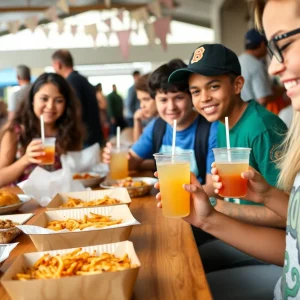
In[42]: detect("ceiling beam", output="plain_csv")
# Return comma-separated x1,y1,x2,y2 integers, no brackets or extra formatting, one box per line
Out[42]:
0,4,144,13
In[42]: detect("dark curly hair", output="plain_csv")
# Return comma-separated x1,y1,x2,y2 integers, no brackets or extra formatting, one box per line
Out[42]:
9,72,84,154
148,58,190,99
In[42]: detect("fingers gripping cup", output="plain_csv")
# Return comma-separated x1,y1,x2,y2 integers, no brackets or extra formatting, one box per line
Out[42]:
154,152,191,218
110,145,128,180
38,137,56,165
213,148,251,198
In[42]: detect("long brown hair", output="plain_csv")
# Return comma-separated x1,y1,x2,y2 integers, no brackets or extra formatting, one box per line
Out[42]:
9,72,84,154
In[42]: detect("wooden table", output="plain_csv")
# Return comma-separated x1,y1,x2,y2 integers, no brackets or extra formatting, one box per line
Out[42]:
0,187,212,300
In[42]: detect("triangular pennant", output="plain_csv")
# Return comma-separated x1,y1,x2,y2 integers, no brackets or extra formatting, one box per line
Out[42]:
42,26,50,38
160,0,174,9
153,17,171,50
131,7,149,25
84,24,98,41
145,23,156,46
116,30,131,59
105,31,111,42
44,6,58,21
104,19,111,30
56,0,69,14
6,20,20,34
56,19,65,34
116,9,124,23
148,0,162,18
71,24,77,36
24,16,39,32
104,0,111,8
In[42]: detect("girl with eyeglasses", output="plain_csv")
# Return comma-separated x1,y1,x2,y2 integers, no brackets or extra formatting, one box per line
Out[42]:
156,0,300,299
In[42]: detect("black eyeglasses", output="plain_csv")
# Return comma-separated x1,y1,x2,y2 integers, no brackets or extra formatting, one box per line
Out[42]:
267,27,300,63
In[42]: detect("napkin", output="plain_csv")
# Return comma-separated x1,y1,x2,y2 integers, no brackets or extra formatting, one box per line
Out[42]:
0,243,18,264
60,143,101,173
18,167,85,207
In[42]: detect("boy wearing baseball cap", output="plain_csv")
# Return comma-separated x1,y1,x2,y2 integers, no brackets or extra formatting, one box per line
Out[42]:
168,43,287,272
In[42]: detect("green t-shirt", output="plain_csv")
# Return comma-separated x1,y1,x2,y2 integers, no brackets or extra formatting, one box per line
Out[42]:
217,100,287,205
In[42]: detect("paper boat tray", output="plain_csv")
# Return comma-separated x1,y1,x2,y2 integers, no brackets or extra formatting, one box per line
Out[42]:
1,241,140,300
46,188,131,210
18,205,139,251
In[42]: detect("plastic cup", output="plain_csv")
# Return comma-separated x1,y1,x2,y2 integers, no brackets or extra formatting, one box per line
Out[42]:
110,145,128,180
154,152,190,218
37,137,56,165
213,148,251,198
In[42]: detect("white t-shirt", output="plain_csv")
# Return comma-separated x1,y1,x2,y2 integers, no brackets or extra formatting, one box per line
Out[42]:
239,53,272,102
8,83,31,112
279,105,293,128
274,173,300,299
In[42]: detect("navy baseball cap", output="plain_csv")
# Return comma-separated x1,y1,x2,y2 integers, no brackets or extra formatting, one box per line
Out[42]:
245,28,267,48
168,44,241,83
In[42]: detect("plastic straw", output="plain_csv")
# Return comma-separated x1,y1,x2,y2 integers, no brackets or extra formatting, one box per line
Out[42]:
225,116,231,162
172,119,177,156
40,115,45,144
116,126,120,150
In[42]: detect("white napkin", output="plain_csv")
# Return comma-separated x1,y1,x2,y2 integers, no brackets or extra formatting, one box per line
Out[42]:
60,143,101,173
18,167,85,207
0,243,18,264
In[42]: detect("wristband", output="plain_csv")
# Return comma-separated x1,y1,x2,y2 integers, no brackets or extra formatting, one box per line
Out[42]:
209,197,217,207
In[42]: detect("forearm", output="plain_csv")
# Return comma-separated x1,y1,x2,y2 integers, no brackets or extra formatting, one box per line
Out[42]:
0,157,28,187
215,200,286,228
264,186,289,219
201,210,286,266
133,119,143,142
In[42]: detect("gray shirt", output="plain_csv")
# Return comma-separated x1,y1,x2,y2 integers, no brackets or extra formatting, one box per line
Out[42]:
239,53,272,102
8,83,31,112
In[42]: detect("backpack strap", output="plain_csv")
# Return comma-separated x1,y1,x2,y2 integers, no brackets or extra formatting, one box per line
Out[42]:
152,117,167,154
194,115,212,185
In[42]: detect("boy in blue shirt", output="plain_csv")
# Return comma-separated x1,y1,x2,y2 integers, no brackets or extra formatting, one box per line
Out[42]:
102,59,217,195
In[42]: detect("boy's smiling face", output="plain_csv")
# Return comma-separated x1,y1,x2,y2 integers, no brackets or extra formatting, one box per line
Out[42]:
155,91,194,129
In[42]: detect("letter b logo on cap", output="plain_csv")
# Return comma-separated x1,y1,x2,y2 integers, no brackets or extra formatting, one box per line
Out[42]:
191,47,205,64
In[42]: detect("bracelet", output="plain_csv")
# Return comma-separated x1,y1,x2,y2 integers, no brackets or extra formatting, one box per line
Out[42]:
209,197,217,207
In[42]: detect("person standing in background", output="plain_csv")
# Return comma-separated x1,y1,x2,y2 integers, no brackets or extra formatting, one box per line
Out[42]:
239,28,283,106
107,84,127,134
125,70,141,127
51,49,104,147
95,83,109,141
8,65,32,121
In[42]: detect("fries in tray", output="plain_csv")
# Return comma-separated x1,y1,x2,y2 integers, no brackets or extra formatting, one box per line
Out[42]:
60,196,121,208
46,212,122,231
113,177,148,188
14,247,135,280
72,173,98,180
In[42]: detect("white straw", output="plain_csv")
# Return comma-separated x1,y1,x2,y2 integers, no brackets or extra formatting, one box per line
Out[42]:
40,115,45,144
172,119,177,156
116,126,120,150
225,116,231,162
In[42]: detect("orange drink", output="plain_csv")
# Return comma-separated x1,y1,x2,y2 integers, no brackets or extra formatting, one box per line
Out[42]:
216,162,249,198
154,153,190,218
213,148,251,198
36,137,56,166
110,146,128,179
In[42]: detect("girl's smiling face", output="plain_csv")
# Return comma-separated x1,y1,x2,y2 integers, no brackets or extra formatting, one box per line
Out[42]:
263,0,300,110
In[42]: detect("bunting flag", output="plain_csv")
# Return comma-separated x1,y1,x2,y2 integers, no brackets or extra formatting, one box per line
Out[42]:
84,24,98,44
130,7,149,25
160,0,174,9
104,0,111,8
105,31,111,43
104,18,111,30
71,24,78,36
153,17,171,50
148,0,162,18
56,0,69,14
116,30,131,59
116,9,124,23
144,23,156,46
56,19,65,34
42,25,50,38
44,6,58,21
6,20,20,34
24,16,39,32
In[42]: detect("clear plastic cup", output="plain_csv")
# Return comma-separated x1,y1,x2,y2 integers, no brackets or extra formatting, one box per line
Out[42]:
37,137,56,165
154,152,190,218
110,145,128,180
213,148,251,198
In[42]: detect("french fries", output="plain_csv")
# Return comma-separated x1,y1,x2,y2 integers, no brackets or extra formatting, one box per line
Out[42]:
46,212,122,231
60,196,121,208
113,177,148,188
73,173,97,180
14,248,135,280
